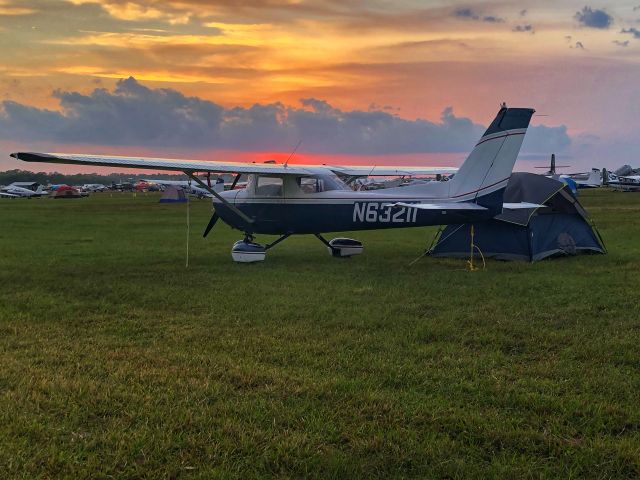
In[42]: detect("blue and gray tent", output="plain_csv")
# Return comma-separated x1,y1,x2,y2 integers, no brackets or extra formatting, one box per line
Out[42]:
429,173,606,262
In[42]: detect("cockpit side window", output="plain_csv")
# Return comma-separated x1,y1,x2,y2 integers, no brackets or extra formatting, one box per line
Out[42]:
296,174,350,194
256,176,283,196
298,177,319,193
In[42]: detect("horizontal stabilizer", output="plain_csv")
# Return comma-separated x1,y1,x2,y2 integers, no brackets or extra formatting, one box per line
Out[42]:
388,201,488,211
502,202,546,209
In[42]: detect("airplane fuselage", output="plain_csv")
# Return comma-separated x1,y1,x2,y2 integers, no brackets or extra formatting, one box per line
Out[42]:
214,185,502,235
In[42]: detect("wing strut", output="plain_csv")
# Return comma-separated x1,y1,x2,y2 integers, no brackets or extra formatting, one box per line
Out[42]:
187,173,253,225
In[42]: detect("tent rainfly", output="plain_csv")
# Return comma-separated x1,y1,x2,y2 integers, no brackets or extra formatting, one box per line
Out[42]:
429,173,606,262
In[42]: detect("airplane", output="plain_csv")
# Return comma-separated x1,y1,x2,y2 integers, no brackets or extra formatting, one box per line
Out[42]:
110,181,135,191
0,182,48,198
535,153,570,176
82,183,108,192
565,169,601,189
602,169,640,191
535,154,601,189
11,105,538,262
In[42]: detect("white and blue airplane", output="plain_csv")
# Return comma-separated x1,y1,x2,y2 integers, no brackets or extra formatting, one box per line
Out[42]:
11,105,537,262
0,182,48,198
603,169,640,191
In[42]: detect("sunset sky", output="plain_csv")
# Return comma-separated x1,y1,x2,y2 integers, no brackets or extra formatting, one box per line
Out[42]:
1,0,640,173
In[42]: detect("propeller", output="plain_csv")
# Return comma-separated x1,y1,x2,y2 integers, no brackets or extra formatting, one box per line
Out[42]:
203,212,219,238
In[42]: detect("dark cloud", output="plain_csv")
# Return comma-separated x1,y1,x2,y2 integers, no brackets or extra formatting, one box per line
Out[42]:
613,39,630,46
454,8,479,20
453,8,504,23
574,6,613,29
0,77,569,155
621,27,640,38
521,124,571,154
512,24,534,33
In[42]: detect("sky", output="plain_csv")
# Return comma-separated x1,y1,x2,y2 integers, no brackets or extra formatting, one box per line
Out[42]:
1,0,640,173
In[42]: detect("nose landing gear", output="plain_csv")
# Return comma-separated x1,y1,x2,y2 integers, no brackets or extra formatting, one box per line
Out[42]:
230,233,291,263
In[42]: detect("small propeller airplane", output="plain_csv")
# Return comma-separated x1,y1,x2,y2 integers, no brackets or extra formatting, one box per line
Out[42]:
602,168,640,191
535,153,601,189
11,105,538,262
0,182,48,198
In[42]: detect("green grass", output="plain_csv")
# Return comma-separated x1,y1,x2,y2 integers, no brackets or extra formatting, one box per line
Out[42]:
1,189,639,479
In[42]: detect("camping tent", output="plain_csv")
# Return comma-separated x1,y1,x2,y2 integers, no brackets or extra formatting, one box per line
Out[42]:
429,173,606,262
51,185,83,198
159,186,188,203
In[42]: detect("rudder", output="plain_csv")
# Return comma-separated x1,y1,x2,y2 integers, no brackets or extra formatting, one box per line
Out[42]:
448,106,535,207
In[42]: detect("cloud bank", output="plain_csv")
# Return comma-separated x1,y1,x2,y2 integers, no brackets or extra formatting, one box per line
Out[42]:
574,6,613,29
0,77,569,156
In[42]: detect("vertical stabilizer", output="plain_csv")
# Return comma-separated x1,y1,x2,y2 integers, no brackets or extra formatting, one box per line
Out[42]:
447,106,534,206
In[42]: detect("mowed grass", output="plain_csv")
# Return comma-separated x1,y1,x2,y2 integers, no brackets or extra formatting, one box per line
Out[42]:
0,189,639,479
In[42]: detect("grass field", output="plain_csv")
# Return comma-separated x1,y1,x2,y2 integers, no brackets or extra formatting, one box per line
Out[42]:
1,189,639,479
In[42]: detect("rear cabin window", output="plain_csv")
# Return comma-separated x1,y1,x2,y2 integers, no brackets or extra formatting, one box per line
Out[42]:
256,176,283,196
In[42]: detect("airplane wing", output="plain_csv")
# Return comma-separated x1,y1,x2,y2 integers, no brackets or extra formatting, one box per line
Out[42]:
11,152,457,178
0,191,19,198
11,152,314,175
389,201,487,211
326,165,457,176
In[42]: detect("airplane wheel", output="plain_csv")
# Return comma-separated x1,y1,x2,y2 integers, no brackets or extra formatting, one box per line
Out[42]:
231,240,266,263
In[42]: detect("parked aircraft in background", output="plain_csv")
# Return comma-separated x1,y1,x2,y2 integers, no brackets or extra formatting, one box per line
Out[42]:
110,181,134,191
566,169,602,189
0,182,48,198
535,154,601,189
603,169,640,191
82,183,108,192
535,153,570,176
12,105,538,263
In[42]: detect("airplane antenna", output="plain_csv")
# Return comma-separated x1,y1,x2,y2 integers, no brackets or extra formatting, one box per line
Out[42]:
284,140,302,168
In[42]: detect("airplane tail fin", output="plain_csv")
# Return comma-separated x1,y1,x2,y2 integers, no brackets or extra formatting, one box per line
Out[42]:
35,185,43,194
587,168,601,186
447,106,535,209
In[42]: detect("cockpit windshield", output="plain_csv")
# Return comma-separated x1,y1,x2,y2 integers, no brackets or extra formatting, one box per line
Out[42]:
297,173,350,193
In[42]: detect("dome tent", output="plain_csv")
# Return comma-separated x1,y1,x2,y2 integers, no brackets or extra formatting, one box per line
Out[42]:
429,173,606,262
159,186,188,203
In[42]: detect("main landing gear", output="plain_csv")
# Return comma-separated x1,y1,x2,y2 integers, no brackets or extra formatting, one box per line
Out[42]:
230,233,363,263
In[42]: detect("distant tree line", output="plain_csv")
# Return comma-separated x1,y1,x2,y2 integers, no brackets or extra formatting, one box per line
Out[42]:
0,169,189,186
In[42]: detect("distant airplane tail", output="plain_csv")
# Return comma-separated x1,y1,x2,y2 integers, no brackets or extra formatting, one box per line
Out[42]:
35,185,43,194
447,106,535,208
586,168,602,186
